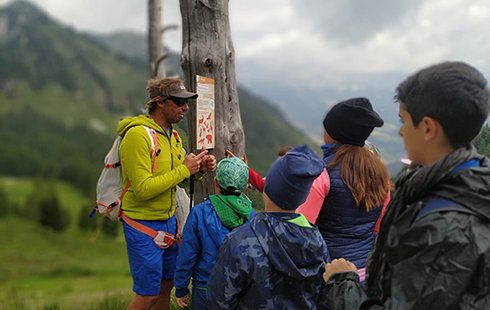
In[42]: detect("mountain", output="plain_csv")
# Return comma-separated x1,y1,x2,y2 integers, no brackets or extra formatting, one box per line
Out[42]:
96,25,406,165
0,1,316,193
234,60,407,163
0,1,149,194
94,32,320,171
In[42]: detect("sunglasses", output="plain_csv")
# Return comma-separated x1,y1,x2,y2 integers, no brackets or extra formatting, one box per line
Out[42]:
169,97,189,107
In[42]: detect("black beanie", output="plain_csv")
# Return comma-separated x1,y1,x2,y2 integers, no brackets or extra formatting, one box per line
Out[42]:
322,97,384,146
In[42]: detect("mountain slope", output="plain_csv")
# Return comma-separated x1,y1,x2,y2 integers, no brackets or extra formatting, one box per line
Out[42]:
0,1,151,194
0,1,316,190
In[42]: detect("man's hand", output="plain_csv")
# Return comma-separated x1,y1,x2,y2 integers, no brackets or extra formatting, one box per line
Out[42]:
184,150,208,174
200,153,217,172
176,294,189,308
323,258,357,282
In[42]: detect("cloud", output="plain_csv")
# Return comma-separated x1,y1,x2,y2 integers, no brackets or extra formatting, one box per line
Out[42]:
229,0,490,92
291,0,426,45
3,0,490,94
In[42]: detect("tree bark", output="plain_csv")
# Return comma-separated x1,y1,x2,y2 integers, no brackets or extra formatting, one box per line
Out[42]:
180,0,245,203
148,0,166,77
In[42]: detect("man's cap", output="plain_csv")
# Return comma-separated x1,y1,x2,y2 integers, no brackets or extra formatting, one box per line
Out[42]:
215,157,249,194
323,97,384,147
167,82,198,99
264,144,324,210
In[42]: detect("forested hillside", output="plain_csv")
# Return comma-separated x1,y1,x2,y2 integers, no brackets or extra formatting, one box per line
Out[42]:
475,125,490,156
0,1,316,196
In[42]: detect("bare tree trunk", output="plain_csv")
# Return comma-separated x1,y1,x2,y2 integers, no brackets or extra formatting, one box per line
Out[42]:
180,0,245,203
148,0,166,77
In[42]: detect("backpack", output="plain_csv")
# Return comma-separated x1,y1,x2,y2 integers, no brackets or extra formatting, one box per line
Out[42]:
93,126,159,221
91,125,185,248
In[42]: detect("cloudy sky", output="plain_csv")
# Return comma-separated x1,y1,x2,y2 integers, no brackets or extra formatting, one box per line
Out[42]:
1,0,490,134
2,0,490,86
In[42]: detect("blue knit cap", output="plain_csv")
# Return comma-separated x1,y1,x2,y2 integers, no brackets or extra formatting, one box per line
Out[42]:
264,144,324,210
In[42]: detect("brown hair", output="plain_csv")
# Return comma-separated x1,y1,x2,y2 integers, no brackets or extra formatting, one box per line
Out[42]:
328,144,389,212
277,145,293,157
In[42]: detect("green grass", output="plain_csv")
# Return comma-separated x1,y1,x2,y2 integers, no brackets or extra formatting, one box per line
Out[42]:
0,177,186,309
0,216,132,309
0,177,131,309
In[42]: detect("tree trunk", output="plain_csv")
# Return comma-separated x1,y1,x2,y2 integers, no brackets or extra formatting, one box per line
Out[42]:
148,0,166,77
180,0,245,203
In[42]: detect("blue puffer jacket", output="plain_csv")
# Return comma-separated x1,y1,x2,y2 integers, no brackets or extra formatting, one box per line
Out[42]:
316,143,382,269
174,199,255,297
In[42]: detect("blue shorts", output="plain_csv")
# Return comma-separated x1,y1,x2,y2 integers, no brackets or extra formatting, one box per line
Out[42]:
123,216,179,296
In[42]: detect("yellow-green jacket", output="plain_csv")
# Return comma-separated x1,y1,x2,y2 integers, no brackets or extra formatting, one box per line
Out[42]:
117,114,190,220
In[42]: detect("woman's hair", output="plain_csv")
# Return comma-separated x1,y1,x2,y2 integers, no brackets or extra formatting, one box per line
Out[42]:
328,144,389,212
277,145,293,157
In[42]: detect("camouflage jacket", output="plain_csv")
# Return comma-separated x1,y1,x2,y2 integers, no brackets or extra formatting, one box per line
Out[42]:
207,212,330,309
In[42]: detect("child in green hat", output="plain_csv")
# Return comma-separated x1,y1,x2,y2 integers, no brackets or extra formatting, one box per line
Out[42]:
174,157,255,309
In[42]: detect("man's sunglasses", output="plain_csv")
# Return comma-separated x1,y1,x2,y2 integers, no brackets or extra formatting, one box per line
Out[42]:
169,97,189,107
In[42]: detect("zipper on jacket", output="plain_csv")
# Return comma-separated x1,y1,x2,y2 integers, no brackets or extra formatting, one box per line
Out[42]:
163,128,174,219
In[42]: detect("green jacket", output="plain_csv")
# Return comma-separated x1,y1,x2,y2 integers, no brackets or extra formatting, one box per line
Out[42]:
117,114,190,220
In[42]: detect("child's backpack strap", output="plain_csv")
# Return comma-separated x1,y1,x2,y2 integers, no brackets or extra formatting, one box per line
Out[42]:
415,159,480,222
415,197,475,221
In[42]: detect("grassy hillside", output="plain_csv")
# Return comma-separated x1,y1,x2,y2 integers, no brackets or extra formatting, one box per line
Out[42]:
0,176,187,310
0,176,130,309
0,217,131,309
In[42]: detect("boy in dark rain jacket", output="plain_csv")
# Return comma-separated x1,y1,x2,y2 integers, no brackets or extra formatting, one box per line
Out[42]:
323,61,490,309
208,144,330,309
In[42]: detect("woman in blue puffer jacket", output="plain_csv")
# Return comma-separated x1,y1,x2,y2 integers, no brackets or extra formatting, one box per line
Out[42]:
297,97,390,282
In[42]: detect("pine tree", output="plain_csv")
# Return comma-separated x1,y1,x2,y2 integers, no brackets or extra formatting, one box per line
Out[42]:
39,188,70,231
0,182,10,217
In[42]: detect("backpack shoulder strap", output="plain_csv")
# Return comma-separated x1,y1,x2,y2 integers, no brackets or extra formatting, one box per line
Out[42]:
415,197,475,221
142,126,159,173
415,159,481,222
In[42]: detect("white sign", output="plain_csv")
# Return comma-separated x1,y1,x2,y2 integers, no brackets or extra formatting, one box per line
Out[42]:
195,75,215,149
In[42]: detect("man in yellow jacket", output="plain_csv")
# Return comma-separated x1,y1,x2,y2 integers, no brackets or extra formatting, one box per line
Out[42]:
118,78,216,310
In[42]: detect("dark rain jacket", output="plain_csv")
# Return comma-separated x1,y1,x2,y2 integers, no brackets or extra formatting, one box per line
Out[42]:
325,157,490,309
207,212,330,309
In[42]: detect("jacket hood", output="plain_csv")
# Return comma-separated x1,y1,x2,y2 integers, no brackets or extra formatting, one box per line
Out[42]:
116,114,163,136
321,143,336,159
437,156,490,221
250,212,328,280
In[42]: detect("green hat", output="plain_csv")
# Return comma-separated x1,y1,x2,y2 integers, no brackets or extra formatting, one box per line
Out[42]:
215,157,249,194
